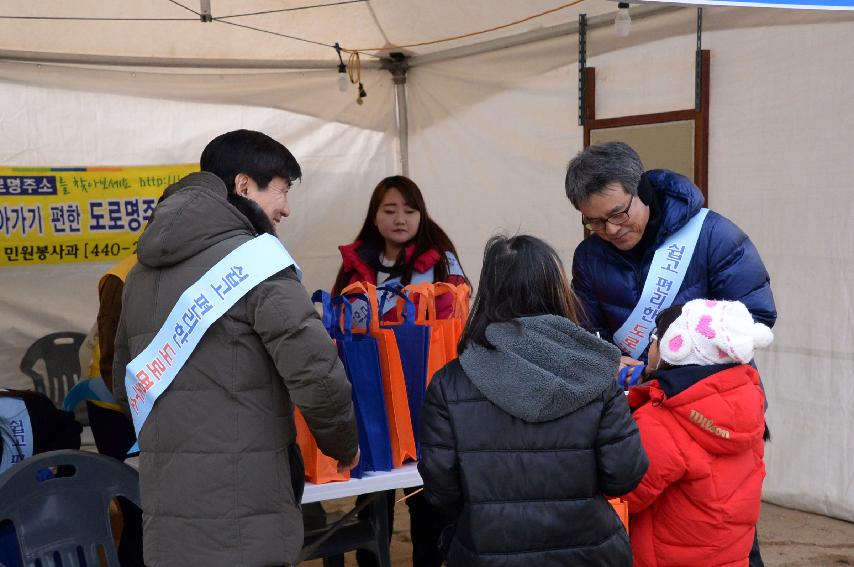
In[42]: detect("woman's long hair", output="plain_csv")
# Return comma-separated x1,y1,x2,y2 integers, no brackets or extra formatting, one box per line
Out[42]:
458,235,581,354
333,176,461,293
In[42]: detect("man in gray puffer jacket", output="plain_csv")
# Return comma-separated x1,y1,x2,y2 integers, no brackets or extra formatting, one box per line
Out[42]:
113,130,359,567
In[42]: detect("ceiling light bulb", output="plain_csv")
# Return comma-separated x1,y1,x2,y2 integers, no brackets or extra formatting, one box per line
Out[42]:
337,64,348,93
615,2,631,38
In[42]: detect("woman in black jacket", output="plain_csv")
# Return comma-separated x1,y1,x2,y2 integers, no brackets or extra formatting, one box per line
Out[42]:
418,234,649,566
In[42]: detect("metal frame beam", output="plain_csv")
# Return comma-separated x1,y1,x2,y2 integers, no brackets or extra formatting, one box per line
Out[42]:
0,49,383,70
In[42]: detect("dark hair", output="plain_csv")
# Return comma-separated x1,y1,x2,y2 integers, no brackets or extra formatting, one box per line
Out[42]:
651,304,685,371
332,175,462,294
200,129,302,194
458,235,581,354
564,141,644,208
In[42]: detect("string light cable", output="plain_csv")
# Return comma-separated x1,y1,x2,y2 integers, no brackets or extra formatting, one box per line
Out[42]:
0,0,365,21
0,0,589,106
336,0,587,102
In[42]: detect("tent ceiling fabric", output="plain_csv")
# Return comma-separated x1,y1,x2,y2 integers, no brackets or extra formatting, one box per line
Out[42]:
0,0,616,63
1,2,848,132
0,61,396,132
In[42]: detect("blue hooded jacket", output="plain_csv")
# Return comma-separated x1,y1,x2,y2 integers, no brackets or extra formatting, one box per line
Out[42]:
571,170,776,354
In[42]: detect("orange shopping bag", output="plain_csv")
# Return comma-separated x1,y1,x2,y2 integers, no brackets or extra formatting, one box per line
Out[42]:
404,283,470,384
609,498,629,533
294,407,349,484
432,282,470,360
402,283,449,385
342,282,417,467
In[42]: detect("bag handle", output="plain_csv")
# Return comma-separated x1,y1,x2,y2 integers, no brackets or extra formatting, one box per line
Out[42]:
310,290,335,334
618,365,646,390
403,283,437,323
432,282,471,320
340,292,374,332
330,295,355,339
342,282,380,331
377,284,417,325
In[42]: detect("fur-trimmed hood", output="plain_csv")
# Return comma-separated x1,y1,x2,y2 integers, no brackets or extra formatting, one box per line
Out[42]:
459,315,622,422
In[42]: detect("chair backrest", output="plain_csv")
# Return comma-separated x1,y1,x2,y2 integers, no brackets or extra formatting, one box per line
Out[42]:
0,449,140,567
19,332,86,408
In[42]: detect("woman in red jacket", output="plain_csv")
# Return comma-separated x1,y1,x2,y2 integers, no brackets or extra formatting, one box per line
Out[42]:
332,175,466,317
332,175,467,567
625,299,772,566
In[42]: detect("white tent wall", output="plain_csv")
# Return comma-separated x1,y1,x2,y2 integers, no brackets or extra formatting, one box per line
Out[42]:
0,80,398,390
0,2,851,524
406,13,854,521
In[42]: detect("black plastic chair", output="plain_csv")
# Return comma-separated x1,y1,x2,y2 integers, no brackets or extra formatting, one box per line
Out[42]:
19,332,86,408
0,449,140,567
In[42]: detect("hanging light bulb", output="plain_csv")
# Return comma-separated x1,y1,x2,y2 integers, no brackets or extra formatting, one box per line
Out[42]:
615,2,631,38
337,63,349,92
334,42,349,93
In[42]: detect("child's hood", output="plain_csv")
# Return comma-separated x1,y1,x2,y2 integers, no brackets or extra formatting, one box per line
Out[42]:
458,314,621,423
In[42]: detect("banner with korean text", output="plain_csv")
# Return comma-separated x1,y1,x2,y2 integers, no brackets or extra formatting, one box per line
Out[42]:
0,164,198,267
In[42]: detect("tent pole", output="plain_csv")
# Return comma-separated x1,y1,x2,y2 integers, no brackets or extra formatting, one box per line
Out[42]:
384,53,410,177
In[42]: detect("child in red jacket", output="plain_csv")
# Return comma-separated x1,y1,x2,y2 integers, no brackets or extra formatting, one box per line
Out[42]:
625,299,773,567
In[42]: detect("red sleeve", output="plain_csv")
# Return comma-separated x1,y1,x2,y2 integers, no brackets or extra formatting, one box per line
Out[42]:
624,410,688,513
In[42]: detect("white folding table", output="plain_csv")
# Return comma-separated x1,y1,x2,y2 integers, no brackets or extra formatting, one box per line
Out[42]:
301,463,422,503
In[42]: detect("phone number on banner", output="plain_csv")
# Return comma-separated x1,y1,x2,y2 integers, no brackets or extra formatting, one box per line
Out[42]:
3,240,139,264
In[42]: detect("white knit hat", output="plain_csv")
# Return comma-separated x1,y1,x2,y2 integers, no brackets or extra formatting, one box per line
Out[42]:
659,299,774,366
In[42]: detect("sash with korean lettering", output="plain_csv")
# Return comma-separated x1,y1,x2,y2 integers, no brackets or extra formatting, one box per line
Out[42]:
613,208,710,358
124,233,299,452
0,393,33,473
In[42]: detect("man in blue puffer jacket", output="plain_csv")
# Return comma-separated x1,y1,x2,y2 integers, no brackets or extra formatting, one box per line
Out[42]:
565,141,775,567
566,141,776,368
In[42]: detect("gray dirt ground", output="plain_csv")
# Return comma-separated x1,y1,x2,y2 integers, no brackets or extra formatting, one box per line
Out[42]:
305,499,854,566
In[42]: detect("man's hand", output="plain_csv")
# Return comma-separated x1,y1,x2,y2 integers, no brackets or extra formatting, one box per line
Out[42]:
619,355,644,372
337,448,360,473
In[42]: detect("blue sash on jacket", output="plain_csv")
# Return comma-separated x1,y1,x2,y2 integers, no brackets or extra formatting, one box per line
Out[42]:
613,209,709,358
0,394,32,473
124,234,298,452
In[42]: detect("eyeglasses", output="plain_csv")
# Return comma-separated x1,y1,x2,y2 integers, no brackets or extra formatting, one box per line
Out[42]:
582,195,633,232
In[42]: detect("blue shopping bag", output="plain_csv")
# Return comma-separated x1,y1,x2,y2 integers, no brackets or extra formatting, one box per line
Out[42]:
378,285,431,456
310,289,336,335
330,296,393,476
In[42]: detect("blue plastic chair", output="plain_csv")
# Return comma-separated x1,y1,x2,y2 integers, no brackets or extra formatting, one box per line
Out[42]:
0,450,140,567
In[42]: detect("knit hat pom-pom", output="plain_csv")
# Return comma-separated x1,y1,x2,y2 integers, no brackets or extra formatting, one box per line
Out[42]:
753,322,774,349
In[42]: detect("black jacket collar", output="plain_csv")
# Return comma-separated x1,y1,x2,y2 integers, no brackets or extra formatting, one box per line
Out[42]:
649,363,740,398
